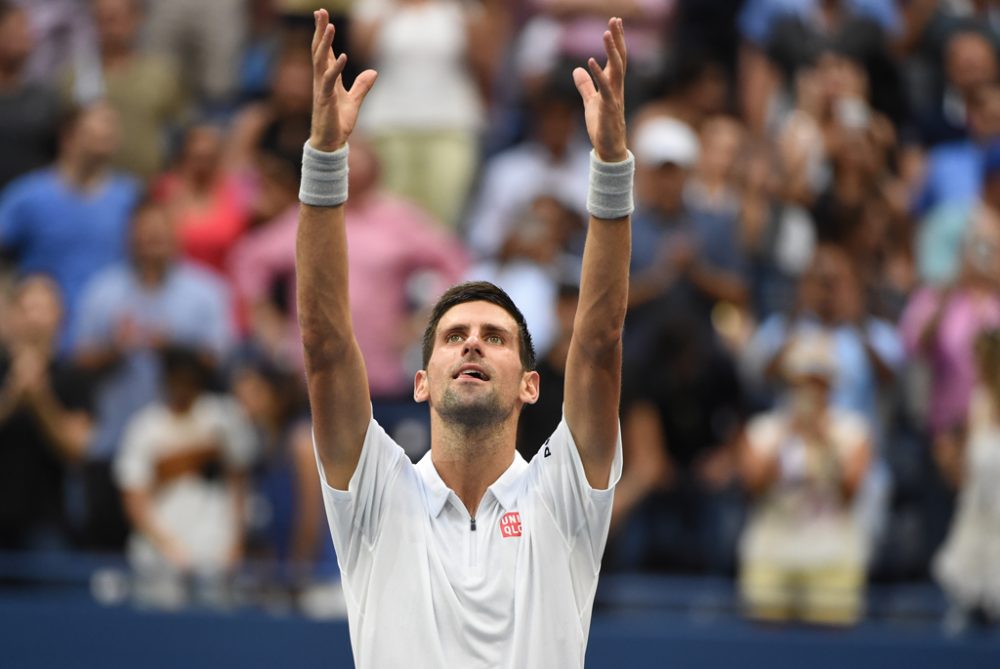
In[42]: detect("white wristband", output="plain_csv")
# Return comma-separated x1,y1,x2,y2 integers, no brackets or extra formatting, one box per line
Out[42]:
587,150,635,220
299,142,349,207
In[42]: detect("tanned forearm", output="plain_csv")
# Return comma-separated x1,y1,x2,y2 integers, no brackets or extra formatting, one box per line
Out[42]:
297,11,377,490
564,19,631,488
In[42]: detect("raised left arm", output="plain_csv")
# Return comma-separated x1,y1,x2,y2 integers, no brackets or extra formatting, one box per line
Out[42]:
564,18,631,489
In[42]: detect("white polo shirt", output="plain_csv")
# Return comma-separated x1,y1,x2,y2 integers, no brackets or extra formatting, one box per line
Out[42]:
317,414,622,669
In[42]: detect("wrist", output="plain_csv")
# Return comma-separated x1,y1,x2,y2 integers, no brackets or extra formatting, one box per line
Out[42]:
308,136,347,153
299,142,350,207
587,149,635,220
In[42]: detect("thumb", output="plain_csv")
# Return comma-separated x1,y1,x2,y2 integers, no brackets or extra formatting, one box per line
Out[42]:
349,69,379,105
572,67,596,101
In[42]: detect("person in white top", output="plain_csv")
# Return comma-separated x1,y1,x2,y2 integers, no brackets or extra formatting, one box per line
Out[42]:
295,11,632,668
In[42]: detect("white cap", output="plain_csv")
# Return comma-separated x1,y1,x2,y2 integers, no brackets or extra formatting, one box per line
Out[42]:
633,117,700,168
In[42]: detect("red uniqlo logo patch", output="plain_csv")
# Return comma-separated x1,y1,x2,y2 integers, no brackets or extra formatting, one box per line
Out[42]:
499,512,522,538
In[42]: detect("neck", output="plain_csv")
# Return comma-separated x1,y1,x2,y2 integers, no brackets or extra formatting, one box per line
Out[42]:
430,413,518,516
101,43,133,70
59,154,108,191
135,260,169,287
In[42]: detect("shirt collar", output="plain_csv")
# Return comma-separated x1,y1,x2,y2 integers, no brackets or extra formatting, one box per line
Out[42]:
416,450,530,518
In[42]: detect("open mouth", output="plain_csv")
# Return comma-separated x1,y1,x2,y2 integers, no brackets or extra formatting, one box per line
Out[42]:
453,366,490,381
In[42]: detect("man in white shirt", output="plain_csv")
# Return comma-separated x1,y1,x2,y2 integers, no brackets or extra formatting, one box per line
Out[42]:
296,10,632,668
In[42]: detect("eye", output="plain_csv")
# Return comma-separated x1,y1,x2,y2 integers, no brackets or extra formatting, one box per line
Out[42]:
446,333,464,344
486,335,503,345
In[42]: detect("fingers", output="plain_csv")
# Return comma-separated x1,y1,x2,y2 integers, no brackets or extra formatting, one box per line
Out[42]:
603,30,623,80
322,53,347,97
610,17,627,69
572,66,597,101
586,57,610,97
312,9,328,57
349,69,379,105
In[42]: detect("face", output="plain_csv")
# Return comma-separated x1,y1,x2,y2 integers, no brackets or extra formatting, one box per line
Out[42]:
946,32,998,93
415,301,539,430
698,117,743,183
92,0,139,52
67,102,121,162
272,53,313,116
0,7,33,70
130,206,176,267
181,125,223,181
11,277,62,343
638,162,688,213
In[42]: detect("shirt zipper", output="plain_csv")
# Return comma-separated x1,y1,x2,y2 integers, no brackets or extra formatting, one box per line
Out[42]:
469,516,477,567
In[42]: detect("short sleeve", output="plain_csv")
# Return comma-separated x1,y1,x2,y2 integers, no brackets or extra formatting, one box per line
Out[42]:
315,416,408,563
526,416,623,559
114,409,157,490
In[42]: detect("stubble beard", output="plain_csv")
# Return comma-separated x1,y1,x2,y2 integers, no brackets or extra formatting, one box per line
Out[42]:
437,384,513,432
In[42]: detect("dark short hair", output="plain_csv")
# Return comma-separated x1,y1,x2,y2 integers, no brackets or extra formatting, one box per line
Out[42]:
421,281,536,371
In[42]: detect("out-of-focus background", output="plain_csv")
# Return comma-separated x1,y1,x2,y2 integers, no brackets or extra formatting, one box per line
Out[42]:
1,0,999,666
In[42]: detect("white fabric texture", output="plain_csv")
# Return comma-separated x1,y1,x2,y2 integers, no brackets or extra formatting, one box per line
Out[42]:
316,414,622,669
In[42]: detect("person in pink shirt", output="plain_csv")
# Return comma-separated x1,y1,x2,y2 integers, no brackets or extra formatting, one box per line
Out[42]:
228,136,468,400
154,122,251,275
899,210,1000,438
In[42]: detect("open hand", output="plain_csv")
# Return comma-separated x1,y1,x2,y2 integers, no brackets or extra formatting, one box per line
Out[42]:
572,18,628,163
310,10,377,152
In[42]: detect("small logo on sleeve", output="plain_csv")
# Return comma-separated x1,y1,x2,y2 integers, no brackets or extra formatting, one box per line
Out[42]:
499,512,522,538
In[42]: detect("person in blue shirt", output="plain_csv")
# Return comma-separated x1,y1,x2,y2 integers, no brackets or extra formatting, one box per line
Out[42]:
0,101,140,353
71,199,234,549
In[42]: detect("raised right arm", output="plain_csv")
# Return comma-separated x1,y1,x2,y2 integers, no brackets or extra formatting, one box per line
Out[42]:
297,10,377,490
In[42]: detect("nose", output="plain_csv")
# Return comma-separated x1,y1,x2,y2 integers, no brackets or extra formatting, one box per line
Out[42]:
462,334,483,357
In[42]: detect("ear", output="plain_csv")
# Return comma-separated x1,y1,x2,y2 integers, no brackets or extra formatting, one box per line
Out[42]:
414,369,429,403
519,370,540,406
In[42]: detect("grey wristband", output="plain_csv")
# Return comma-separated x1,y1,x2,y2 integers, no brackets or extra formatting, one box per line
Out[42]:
587,150,635,220
299,142,349,207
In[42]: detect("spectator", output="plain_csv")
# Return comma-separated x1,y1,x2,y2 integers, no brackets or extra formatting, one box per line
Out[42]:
145,0,247,107
627,116,748,353
465,76,590,261
915,27,999,147
739,333,871,626
470,194,584,363
933,328,1000,633
900,210,1000,440
153,121,251,275
915,82,1000,215
226,43,312,175
115,345,255,608
73,200,234,549
0,100,140,352
919,141,1000,286
745,243,903,443
61,0,185,180
233,358,338,597
351,0,507,228
610,311,746,573
229,135,467,399
520,0,672,88
0,2,60,191
0,275,93,550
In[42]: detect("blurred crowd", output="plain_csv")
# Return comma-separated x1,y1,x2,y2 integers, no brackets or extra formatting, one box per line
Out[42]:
1,0,1000,628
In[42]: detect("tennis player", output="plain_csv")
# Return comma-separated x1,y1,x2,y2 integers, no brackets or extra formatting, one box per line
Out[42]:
296,9,633,667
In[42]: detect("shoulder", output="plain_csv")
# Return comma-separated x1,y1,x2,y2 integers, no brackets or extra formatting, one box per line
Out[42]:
2,168,58,200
